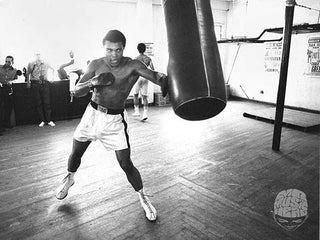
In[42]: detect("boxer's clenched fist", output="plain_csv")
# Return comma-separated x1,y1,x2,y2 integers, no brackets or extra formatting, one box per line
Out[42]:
90,72,115,89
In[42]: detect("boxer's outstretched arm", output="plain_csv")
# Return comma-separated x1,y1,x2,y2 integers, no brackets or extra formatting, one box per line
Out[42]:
73,62,95,98
134,60,165,86
134,60,168,97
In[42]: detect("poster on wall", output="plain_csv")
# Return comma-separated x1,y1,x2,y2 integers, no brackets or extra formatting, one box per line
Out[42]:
144,43,154,57
264,42,282,73
304,36,320,76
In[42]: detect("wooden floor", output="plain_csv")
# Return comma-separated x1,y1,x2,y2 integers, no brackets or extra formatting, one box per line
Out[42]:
0,100,318,240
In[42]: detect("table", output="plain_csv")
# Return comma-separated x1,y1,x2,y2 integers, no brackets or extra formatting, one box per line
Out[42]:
12,81,91,125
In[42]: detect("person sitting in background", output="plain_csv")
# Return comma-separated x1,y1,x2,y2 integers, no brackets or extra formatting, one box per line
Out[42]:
0,56,22,135
132,43,154,121
26,53,55,127
59,51,84,102
58,51,83,83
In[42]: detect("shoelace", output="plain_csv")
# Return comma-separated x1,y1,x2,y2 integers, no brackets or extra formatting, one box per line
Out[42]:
62,173,71,184
140,193,155,213
141,193,153,198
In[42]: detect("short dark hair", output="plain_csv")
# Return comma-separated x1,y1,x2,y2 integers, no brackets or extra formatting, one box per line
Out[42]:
137,43,146,53
6,56,14,62
102,30,126,48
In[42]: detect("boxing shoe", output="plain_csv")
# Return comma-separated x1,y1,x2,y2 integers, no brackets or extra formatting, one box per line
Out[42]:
55,173,75,200
141,111,148,121
48,121,56,127
39,121,45,127
132,106,140,117
138,190,157,221
159,75,168,97
132,112,140,117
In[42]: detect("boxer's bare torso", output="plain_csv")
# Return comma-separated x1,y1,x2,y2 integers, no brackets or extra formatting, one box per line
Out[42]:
91,57,144,109
74,42,162,109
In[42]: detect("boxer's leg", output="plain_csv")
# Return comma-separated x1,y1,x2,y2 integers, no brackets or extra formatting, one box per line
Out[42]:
56,139,91,200
141,94,148,121
115,148,142,191
132,80,141,116
133,94,140,116
68,139,91,171
140,80,148,121
115,148,157,221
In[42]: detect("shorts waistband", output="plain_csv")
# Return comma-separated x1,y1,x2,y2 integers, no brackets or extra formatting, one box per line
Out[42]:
90,101,124,115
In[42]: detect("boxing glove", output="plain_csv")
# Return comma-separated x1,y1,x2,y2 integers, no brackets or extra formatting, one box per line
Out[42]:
16,70,22,76
90,72,115,89
159,75,169,97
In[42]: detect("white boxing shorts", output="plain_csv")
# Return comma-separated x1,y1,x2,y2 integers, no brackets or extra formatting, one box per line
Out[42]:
73,101,130,151
133,77,148,96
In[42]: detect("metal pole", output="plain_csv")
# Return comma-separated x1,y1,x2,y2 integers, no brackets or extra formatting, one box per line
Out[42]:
272,0,295,151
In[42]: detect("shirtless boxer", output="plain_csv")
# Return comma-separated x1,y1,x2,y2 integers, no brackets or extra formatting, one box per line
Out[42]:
55,30,168,222
132,43,154,120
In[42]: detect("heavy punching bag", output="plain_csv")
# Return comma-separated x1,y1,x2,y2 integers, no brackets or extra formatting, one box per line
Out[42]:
163,0,226,120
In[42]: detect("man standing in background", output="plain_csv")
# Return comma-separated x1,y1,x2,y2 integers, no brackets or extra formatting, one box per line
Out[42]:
132,43,154,121
0,56,22,135
26,53,55,127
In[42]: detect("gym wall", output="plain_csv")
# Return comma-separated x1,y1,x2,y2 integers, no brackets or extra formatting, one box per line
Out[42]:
222,0,320,111
0,0,166,79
